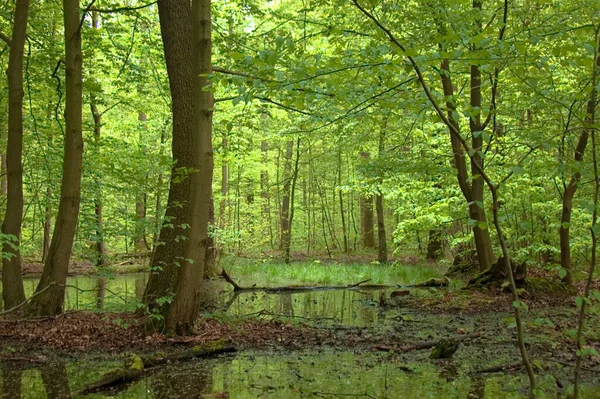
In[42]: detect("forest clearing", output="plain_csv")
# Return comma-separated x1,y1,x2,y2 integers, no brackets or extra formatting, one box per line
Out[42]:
1,0,600,397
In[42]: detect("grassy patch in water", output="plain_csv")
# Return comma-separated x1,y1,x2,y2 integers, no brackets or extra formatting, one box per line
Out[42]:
221,257,444,287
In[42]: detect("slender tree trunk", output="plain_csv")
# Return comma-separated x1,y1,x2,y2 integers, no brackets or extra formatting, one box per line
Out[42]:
359,152,375,248
440,58,494,271
376,130,387,263
153,122,168,249
42,188,52,262
375,193,387,263
204,197,218,277
1,0,29,309
284,138,300,264
25,0,83,316
164,0,213,334
280,139,294,251
338,150,348,253
90,100,107,266
218,134,227,230
559,35,600,286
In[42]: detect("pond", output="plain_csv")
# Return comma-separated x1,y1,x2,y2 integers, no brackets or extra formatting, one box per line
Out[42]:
2,263,599,398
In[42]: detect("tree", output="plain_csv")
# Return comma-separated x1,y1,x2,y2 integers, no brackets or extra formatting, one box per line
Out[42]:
1,0,29,310
144,0,213,334
25,0,83,316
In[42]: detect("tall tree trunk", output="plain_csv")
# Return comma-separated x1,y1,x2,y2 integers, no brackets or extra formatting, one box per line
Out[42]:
260,140,273,246
25,0,83,316
280,139,294,251
153,121,168,249
337,149,348,253
204,197,218,277
89,8,106,267
559,33,600,286
164,0,213,334
135,112,149,253
376,130,387,263
42,188,52,262
440,58,494,271
218,134,227,230
284,138,300,264
1,0,29,309
143,0,194,312
359,152,375,248
90,100,107,266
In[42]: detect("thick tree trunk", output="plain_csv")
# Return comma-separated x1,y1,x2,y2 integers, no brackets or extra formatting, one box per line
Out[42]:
279,140,294,251
164,0,213,334
25,0,83,316
143,0,195,312
559,37,599,285
1,0,29,309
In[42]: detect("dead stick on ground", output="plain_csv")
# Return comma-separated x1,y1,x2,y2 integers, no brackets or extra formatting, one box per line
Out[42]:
474,362,523,374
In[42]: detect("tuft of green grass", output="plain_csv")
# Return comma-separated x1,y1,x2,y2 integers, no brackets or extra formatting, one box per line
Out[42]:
220,257,444,287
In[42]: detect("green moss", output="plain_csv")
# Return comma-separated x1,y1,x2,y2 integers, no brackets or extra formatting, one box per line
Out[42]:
128,355,144,371
192,339,228,354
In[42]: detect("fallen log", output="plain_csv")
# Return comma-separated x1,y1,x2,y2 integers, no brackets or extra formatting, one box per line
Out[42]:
77,339,236,395
221,269,392,293
474,362,523,374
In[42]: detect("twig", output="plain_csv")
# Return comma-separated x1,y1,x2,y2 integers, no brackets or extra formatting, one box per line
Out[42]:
0,283,57,316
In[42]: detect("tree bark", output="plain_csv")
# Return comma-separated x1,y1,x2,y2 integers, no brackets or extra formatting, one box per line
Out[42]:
559,34,600,285
376,131,387,263
440,59,494,271
90,100,107,266
284,138,300,264
279,139,294,251
161,0,214,334
143,0,195,312
1,0,29,310
25,0,83,316
359,152,375,248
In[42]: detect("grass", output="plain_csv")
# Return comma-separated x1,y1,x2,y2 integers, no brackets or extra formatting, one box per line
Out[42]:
220,256,445,287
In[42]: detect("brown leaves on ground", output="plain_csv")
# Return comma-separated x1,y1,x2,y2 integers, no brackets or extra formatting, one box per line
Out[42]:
0,311,332,353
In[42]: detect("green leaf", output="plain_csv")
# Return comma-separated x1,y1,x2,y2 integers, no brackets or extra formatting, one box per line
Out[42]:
512,166,525,175
584,43,595,56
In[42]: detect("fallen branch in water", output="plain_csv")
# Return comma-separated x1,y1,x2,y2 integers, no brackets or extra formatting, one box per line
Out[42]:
220,269,389,293
374,332,483,353
77,339,236,395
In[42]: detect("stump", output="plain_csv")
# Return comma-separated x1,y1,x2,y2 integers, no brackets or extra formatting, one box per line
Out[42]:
467,257,527,288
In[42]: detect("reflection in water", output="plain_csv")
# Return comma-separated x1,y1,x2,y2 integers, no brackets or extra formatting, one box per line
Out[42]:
151,363,213,398
41,363,71,399
227,288,384,326
1,367,22,399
